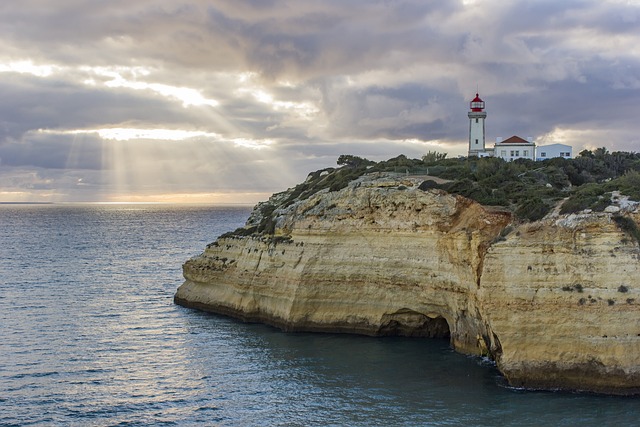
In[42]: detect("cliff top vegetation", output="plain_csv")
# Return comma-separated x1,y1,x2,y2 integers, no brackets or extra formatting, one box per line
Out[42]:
221,148,640,239
420,148,640,221
313,149,639,221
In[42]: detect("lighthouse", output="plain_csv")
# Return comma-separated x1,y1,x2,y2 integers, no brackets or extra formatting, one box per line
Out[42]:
468,93,487,157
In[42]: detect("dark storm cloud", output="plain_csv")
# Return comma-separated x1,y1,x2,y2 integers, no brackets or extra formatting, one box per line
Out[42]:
206,1,463,80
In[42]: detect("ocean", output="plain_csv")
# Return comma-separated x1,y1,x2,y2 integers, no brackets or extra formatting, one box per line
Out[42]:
0,204,637,426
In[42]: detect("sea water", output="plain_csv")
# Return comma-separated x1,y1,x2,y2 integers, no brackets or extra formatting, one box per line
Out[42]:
0,204,637,426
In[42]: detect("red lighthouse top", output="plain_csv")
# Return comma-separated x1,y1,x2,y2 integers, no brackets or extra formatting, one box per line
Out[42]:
470,93,485,111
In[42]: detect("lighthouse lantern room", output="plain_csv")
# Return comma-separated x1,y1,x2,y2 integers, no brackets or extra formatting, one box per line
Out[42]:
468,93,488,157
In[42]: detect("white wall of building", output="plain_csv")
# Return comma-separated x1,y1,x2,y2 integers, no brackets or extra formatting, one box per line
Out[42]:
495,144,536,161
536,143,573,161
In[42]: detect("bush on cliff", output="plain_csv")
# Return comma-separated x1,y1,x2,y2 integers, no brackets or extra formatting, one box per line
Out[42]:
327,165,370,192
559,170,640,214
613,215,640,245
257,204,277,234
424,150,640,219
605,170,640,201
426,157,563,220
219,225,257,240
221,150,640,240
422,151,448,164
515,195,549,222
559,183,608,214
337,154,375,168
370,154,435,175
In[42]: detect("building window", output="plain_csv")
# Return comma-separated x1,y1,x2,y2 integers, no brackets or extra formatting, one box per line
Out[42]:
475,118,478,123
541,152,546,158
510,150,514,156
523,150,528,156
475,139,478,144
515,150,520,156
501,150,506,156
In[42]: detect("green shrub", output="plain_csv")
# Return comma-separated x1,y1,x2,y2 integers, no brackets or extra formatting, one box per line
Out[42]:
218,225,258,239
605,170,640,201
438,164,474,180
613,215,640,245
328,165,369,192
560,183,607,214
422,151,448,164
257,204,277,234
474,157,504,181
337,154,375,168
440,179,477,198
515,196,551,222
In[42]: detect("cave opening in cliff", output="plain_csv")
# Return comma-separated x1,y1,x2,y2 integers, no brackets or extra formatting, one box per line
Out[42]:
378,309,451,339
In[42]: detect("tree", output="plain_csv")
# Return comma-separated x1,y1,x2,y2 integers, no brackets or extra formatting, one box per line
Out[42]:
593,147,609,159
422,151,448,164
579,149,593,158
337,154,375,168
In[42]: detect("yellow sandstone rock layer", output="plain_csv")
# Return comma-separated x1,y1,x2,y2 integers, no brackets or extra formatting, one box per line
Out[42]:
480,212,640,394
175,174,640,394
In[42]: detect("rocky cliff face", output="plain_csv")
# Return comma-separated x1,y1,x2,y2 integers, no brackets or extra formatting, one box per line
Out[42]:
480,211,640,394
175,172,640,395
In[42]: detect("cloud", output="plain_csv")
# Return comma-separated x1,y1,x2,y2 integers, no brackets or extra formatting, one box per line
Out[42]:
0,0,639,202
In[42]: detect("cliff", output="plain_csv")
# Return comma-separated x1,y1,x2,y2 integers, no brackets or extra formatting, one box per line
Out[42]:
175,171,640,395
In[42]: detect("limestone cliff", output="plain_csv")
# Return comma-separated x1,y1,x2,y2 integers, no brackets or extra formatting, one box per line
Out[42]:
175,172,640,395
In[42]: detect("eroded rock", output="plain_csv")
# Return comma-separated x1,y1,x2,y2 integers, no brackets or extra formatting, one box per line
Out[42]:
175,173,640,395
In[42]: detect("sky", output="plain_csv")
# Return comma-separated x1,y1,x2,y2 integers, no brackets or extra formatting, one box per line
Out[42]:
1,0,639,203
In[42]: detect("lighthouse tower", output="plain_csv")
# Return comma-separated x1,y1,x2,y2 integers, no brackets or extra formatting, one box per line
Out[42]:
468,93,487,157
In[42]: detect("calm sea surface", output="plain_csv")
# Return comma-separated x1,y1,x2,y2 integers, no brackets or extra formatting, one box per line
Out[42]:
0,204,638,426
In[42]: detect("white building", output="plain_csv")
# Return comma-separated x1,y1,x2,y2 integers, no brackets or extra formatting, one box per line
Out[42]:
466,93,570,161
494,136,536,161
536,143,573,161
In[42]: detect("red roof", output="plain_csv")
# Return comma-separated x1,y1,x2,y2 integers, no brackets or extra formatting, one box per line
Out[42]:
471,93,483,103
498,135,532,144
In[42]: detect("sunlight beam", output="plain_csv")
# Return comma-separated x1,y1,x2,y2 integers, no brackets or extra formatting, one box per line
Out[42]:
97,69,219,108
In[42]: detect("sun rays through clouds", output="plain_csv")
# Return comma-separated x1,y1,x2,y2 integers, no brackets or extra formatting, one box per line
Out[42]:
0,0,639,202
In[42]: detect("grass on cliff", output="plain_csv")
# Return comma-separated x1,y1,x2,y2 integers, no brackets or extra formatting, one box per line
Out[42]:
220,149,640,239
